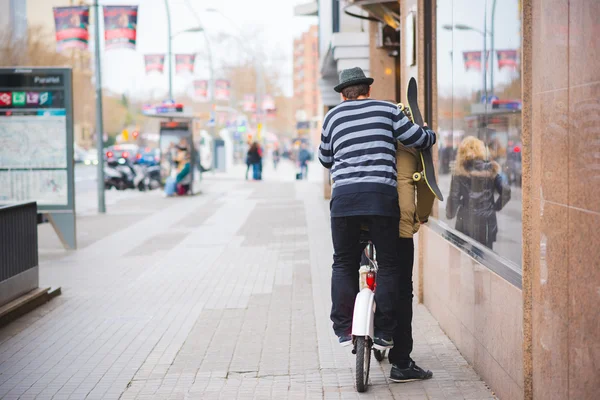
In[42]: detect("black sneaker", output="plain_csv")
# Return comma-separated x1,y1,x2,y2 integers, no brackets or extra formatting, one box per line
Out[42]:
338,334,352,347
373,334,394,350
390,360,433,382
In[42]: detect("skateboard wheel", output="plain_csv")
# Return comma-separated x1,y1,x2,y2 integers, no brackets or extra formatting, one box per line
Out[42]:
412,172,422,182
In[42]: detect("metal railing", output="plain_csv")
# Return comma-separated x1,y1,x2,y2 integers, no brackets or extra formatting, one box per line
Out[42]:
0,202,39,284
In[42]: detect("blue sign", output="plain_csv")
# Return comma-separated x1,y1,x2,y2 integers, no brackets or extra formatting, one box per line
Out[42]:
480,95,499,104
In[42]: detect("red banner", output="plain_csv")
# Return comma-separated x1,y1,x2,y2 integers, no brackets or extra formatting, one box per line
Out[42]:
194,80,208,101
53,6,90,51
144,54,165,74
496,50,518,70
175,54,195,74
462,51,489,71
103,5,138,50
262,94,277,120
215,80,230,101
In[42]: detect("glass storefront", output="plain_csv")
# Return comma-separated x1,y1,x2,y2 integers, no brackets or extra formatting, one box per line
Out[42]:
436,0,523,268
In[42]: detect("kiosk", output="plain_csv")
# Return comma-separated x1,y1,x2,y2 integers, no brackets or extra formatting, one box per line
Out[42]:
142,108,205,194
0,68,76,249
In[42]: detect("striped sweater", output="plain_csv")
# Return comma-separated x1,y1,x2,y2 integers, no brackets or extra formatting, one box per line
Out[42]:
319,99,436,202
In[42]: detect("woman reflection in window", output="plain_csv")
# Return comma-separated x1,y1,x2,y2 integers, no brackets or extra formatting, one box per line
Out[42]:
446,136,511,250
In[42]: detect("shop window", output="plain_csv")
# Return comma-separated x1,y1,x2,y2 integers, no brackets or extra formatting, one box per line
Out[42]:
435,0,522,269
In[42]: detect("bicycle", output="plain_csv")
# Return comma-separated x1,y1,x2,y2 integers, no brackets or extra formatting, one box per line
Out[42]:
351,231,387,392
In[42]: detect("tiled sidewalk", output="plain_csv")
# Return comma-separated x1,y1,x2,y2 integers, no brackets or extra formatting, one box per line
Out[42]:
0,162,495,399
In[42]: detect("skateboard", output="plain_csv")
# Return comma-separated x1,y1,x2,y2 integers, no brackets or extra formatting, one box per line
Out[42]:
397,78,444,201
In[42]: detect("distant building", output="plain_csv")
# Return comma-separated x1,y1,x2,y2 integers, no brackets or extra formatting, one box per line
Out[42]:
293,25,321,146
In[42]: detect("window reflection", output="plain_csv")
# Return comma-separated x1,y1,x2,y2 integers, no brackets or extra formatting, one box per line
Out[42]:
436,0,523,268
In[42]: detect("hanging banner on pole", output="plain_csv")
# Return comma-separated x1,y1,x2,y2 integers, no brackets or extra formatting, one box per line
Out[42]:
214,80,230,101
462,51,490,71
193,80,208,101
243,94,256,112
463,51,481,71
175,54,195,74
103,5,138,50
144,54,165,74
262,94,277,120
496,50,518,70
53,6,90,51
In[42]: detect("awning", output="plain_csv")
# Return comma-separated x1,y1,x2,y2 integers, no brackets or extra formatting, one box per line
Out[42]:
294,1,318,17
344,1,400,30
319,32,371,107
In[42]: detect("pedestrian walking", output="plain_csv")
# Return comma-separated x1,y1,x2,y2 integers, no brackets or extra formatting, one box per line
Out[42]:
246,142,262,181
446,136,511,249
387,141,435,381
298,143,311,179
273,146,281,170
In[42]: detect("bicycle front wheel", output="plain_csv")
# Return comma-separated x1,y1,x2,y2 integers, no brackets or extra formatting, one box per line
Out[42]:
355,336,371,392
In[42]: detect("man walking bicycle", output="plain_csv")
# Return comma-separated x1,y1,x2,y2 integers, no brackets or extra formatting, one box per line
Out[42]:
319,67,435,381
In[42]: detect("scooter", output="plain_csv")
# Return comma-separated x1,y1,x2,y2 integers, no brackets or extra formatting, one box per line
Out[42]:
104,159,146,191
135,163,161,190
104,165,128,190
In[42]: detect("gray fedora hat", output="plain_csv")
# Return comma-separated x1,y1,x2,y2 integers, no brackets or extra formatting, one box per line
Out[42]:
334,67,374,93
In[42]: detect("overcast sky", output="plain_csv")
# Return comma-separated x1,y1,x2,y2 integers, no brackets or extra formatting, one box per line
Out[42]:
96,0,317,99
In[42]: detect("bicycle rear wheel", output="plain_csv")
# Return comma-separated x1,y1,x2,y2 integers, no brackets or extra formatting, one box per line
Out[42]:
355,336,371,392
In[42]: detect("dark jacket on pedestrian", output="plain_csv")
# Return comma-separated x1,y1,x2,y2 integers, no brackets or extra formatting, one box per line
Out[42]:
247,146,261,165
298,148,311,165
446,159,511,248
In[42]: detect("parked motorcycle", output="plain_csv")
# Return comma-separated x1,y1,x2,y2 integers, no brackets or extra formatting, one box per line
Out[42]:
137,164,161,190
104,159,161,191
103,159,140,190
104,164,128,191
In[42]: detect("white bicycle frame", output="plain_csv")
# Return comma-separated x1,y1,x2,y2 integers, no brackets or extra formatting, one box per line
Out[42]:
352,287,375,338
351,244,376,339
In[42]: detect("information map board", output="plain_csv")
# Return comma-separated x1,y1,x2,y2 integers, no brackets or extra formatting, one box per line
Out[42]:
0,68,75,211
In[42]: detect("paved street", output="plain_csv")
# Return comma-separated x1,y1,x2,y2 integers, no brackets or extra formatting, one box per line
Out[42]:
1,161,495,399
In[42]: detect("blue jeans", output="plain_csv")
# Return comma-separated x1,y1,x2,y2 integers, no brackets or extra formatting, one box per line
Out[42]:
252,163,262,180
300,163,308,179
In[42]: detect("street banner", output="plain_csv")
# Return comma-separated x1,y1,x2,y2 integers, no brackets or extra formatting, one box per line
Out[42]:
215,79,230,101
462,51,489,71
262,94,277,119
193,80,208,101
496,50,518,70
53,6,90,51
144,54,165,74
103,5,138,50
175,54,195,74
243,94,256,112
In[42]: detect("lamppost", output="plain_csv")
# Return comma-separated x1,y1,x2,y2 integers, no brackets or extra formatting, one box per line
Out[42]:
93,0,106,213
164,0,173,100
170,26,213,103
182,0,217,172
205,8,266,143
442,0,497,100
